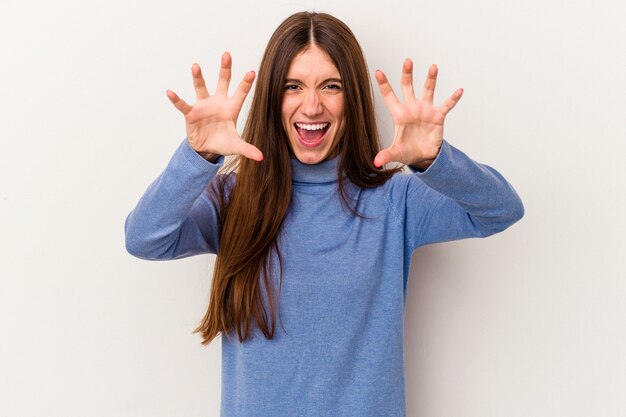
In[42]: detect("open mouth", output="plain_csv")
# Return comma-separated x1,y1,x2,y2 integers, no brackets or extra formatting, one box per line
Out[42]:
295,122,330,148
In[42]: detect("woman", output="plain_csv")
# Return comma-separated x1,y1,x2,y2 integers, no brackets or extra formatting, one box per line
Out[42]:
125,11,524,417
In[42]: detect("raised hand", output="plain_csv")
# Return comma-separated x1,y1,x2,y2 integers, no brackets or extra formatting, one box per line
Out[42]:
166,52,263,162
373,59,463,170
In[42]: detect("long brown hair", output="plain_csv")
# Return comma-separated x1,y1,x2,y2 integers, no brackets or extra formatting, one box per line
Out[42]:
194,11,401,344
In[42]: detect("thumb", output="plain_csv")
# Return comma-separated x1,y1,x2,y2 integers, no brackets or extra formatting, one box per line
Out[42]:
374,148,394,168
236,140,264,162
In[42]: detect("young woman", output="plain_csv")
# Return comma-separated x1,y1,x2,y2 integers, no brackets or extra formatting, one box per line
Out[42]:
125,11,524,417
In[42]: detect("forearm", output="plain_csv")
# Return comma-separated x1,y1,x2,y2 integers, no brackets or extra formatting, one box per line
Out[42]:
408,140,524,247
124,139,223,259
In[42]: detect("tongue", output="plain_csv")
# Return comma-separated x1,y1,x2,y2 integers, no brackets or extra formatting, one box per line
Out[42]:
298,127,325,142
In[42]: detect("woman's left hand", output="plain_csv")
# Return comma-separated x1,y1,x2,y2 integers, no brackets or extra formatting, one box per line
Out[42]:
374,60,463,170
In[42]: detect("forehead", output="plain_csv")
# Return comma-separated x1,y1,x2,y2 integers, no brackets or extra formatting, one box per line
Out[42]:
286,45,340,79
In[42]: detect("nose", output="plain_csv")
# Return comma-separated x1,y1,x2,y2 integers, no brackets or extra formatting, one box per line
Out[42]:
301,89,323,117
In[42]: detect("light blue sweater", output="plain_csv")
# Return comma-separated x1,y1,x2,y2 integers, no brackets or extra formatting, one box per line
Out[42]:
125,139,524,417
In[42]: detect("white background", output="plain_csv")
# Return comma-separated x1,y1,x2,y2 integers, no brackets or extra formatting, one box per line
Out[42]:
1,0,624,416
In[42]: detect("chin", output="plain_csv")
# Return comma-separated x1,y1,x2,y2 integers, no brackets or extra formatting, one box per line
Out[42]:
292,149,332,164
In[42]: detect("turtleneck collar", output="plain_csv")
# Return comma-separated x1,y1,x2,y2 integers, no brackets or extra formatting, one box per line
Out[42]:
290,156,341,184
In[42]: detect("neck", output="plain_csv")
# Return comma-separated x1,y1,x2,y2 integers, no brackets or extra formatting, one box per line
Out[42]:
290,155,341,184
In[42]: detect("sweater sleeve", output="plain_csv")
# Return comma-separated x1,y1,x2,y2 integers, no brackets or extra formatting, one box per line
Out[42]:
402,140,524,251
124,139,225,260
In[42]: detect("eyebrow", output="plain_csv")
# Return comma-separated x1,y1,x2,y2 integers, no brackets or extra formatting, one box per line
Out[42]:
284,78,343,85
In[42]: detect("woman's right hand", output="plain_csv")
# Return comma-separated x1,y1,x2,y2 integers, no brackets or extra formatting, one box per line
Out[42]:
166,52,263,162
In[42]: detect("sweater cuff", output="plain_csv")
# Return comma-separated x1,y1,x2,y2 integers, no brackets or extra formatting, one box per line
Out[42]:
180,138,225,172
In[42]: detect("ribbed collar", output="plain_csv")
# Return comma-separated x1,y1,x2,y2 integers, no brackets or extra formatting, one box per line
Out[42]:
290,156,341,184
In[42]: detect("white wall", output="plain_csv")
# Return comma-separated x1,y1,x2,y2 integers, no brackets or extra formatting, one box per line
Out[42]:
1,0,624,416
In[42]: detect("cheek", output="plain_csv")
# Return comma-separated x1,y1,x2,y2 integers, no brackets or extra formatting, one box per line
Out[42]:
330,98,344,123
332,98,346,136
281,97,298,123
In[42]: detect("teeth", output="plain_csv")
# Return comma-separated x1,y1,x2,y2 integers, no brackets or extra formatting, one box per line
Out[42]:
296,123,329,131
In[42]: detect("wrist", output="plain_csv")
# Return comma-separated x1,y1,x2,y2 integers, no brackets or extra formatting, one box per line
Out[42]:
411,140,443,171
197,151,221,163
409,159,435,172
186,137,220,163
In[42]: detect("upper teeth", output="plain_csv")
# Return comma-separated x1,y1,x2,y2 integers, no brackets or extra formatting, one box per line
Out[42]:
296,123,329,131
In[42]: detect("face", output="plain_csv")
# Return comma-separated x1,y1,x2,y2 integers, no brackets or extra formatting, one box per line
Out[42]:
281,44,345,165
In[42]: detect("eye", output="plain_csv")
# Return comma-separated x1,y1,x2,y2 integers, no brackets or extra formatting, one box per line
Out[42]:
284,84,300,91
324,83,342,90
